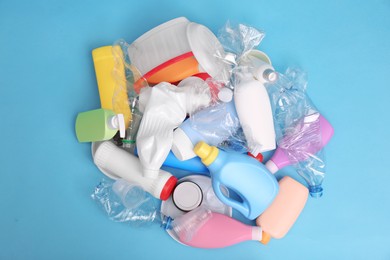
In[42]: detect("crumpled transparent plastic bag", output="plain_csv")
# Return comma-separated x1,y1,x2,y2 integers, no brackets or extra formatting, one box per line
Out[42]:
267,68,327,197
217,21,265,67
91,178,160,226
111,39,146,152
189,101,248,153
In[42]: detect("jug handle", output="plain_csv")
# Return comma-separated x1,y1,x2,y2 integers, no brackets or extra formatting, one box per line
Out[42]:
212,180,249,217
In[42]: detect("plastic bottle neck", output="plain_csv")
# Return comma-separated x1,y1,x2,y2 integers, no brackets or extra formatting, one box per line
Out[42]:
194,142,219,166
107,114,125,138
309,185,323,198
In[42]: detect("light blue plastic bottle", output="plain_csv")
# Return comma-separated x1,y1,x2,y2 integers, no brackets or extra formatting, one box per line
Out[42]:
172,101,241,161
194,141,279,220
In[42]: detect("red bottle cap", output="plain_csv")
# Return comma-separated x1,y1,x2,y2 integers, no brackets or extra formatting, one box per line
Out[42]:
248,152,264,163
160,176,178,201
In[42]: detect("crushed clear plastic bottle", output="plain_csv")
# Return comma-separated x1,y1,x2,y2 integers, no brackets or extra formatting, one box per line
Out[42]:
267,68,328,198
91,178,218,236
91,178,161,226
171,206,212,242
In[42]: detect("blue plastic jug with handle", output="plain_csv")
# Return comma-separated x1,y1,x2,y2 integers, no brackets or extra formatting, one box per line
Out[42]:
194,141,279,220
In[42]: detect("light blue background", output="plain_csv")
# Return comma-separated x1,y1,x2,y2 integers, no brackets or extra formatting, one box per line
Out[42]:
0,0,389,259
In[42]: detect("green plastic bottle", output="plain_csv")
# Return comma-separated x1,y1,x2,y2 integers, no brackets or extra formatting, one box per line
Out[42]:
75,108,125,142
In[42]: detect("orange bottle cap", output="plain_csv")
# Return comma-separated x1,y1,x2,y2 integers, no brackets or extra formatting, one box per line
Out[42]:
260,231,271,245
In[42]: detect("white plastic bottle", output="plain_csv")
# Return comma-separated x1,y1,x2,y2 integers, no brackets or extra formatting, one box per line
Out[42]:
234,51,277,156
93,141,177,200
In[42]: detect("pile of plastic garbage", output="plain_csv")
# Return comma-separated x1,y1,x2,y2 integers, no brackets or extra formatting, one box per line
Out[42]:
75,17,334,248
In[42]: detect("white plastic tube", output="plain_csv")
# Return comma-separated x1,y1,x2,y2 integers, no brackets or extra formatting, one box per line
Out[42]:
137,82,211,179
93,141,177,200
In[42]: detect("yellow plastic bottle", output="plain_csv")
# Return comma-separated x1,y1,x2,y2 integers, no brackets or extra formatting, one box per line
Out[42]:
92,45,131,128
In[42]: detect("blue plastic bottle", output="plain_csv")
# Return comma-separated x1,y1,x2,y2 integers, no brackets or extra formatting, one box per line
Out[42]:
194,141,279,220
134,148,209,174
172,101,241,161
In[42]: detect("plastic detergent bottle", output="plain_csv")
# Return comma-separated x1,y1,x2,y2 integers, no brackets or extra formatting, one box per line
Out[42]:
75,108,125,142
176,211,267,248
265,115,334,173
172,101,239,161
256,176,309,243
93,141,177,200
234,51,278,156
193,142,279,220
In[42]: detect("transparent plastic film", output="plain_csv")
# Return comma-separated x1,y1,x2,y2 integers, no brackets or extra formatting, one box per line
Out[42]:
113,39,149,94
176,77,213,116
268,68,311,136
91,178,161,226
267,68,327,198
189,101,248,153
112,39,146,151
217,21,266,89
218,21,265,62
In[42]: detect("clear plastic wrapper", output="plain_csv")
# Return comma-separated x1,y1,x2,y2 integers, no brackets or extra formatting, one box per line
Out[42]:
189,101,248,153
267,68,327,197
112,39,146,110
111,39,146,151
218,21,265,65
91,178,161,226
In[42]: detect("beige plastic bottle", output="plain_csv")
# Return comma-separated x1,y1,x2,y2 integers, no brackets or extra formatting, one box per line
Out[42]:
256,176,309,243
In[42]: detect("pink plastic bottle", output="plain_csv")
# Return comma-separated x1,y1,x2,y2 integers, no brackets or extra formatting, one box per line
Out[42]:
265,114,334,174
178,212,266,248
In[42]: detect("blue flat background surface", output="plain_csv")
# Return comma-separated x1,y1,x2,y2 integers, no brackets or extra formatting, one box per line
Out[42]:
1,0,389,259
